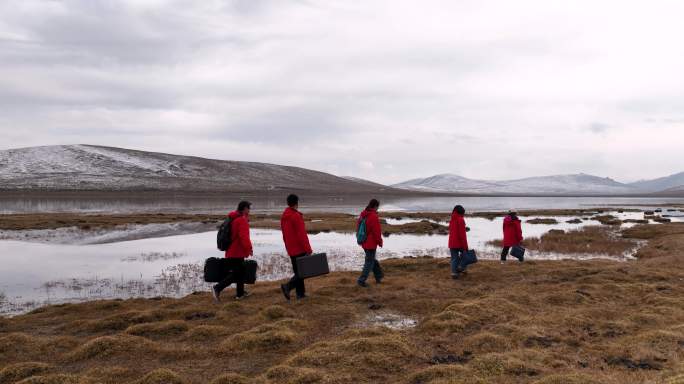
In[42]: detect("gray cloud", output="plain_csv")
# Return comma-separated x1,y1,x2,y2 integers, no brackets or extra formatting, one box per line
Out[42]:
1,0,684,184
588,123,610,134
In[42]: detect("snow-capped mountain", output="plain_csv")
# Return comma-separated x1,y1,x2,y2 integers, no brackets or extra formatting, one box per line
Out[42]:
341,176,387,188
392,173,639,195
0,145,393,193
393,174,505,193
628,172,684,193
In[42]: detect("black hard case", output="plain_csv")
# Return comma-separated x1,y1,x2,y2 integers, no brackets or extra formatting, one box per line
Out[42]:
295,253,330,279
203,257,258,284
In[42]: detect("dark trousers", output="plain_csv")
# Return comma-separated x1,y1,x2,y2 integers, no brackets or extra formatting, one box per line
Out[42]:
501,246,511,261
285,253,306,298
215,258,245,297
450,248,465,274
358,249,384,283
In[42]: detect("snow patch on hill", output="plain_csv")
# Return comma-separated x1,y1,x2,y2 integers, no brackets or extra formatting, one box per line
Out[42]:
393,173,639,195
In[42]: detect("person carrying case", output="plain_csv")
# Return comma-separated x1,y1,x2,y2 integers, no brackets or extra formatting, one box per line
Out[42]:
295,253,330,279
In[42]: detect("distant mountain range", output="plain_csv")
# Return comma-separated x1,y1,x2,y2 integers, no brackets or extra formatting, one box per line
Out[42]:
1,145,682,196
392,172,684,195
0,145,396,194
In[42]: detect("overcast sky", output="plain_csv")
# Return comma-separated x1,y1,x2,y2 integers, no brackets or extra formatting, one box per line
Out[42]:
1,0,683,184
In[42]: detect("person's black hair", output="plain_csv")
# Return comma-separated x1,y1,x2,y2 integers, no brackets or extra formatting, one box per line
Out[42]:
453,205,465,215
287,194,299,207
237,200,252,212
366,198,380,210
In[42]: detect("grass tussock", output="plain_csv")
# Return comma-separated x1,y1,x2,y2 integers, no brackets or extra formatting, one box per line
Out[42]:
135,369,185,384
208,373,252,384
259,305,294,321
125,320,189,338
470,353,541,378
82,366,134,384
0,362,52,384
65,335,159,362
286,327,421,380
14,374,84,384
592,215,622,225
219,319,304,352
526,218,559,225
2,222,684,383
184,325,233,341
461,332,515,353
264,366,323,384
407,365,473,384
68,311,165,334
531,374,602,384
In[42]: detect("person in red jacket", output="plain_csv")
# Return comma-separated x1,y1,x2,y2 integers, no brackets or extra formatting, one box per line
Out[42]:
280,194,313,301
448,205,469,279
212,200,253,302
501,210,524,263
357,199,384,287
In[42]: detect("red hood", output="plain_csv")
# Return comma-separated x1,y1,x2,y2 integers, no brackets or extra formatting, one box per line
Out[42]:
360,208,377,219
228,211,245,220
504,215,518,223
282,207,302,220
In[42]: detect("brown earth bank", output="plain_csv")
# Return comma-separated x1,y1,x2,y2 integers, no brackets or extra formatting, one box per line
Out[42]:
1,224,684,384
0,208,646,233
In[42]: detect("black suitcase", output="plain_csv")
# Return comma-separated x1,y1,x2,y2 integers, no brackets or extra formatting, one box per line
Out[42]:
204,257,226,283
459,249,478,268
511,246,526,261
244,259,258,284
295,253,330,279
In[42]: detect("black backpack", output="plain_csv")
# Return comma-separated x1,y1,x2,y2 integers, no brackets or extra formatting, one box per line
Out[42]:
216,217,233,251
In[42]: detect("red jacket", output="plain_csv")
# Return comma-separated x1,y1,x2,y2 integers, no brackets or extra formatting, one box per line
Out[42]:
225,211,252,258
448,212,468,250
358,208,383,250
503,215,523,247
281,207,313,257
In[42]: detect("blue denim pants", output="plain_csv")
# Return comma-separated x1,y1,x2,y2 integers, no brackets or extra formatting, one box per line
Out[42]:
450,248,466,275
358,249,384,283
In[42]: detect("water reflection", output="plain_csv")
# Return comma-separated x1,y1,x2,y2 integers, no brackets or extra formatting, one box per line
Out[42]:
2,195,683,214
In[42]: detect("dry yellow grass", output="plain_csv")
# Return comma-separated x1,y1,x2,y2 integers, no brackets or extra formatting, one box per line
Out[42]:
489,225,638,256
1,223,683,383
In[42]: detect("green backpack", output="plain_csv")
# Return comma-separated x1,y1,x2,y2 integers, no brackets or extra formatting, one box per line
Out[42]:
356,217,368,245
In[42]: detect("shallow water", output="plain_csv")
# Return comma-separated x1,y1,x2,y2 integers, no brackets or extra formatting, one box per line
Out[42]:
2,195,683,214
2,208,671,316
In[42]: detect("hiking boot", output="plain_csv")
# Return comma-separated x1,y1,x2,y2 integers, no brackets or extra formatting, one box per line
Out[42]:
375,277,383,284
296,294,308,300
516,255,525,262
357,280,368,288
500,261,506,265
451,274,459,280
211,285,221,303
280,284,291,301
235,291,251,301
